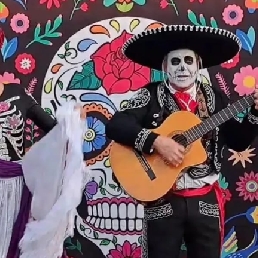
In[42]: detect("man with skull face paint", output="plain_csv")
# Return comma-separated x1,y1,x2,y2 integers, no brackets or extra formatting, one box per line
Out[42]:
106,25,258,258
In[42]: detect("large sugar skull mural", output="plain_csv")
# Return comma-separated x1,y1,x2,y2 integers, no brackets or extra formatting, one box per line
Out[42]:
41,17,212,257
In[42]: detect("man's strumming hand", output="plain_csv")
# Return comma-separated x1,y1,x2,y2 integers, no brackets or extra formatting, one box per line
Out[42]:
153,136,185,167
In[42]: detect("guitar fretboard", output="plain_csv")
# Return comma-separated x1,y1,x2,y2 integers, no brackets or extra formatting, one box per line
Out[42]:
184,94,254,144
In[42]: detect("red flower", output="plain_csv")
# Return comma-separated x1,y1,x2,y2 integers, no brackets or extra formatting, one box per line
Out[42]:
15,53,36,75
160,0,169,8
39,0,65,9
80,2,88,11
221,53,240,69
107,241,141,258
91,30,151,95
221,188,232,202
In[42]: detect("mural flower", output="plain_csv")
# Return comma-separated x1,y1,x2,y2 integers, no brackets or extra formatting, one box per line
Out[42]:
84,178,98,200
80,3,88,11
10,13,29,34
236,171,258,202
15,53,36,75
107,241,141,258
103,0,146,12
91,30,151,95
233,65,258,96
221,53,240,69
222,5,243,26
40,0,65,9
245,0,258,9
83,116,106,153
0,72,20,84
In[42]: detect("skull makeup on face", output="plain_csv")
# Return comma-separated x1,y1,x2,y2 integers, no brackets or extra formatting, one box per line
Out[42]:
165,49,199,88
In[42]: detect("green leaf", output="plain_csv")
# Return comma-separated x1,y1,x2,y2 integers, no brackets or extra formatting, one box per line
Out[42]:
57,53,65,59
34,24,41,38
138,236,142,245
44,108,53,115
38,39,52,46
210,17,218,28
64,237,72,244
45,20,51,33
103,0,116,7
57,80,63,90
76,240,82,251
112,236,117,244
115,2,134,12
68,61,101,91
187,10,200,26
100,188,106,195
52,14,63,31
61,94,67,99
65,51,72,56
99,177,104,187
93,231,99,239
108,183,117,189
66,245,76,250
199,14,206,26
65,41,70,50
100,239,111,246
47,32,62,38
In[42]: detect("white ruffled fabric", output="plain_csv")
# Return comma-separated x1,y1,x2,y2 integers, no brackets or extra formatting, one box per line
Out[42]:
19,102,90,258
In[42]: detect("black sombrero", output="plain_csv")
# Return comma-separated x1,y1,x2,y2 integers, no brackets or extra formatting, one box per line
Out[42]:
122,25,241,70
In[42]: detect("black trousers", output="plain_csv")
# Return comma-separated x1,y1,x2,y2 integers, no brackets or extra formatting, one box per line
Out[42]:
144,189,221,258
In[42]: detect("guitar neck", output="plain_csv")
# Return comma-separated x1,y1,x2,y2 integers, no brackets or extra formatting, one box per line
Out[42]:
184,94,254,144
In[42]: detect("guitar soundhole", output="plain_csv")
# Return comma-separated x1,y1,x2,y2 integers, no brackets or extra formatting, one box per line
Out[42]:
172,134,188,148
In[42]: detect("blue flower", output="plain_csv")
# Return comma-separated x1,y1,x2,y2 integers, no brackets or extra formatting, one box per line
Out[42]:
83,116,106,153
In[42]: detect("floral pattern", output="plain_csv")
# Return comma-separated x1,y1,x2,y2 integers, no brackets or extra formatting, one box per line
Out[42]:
0,72,20,84
1,0,258,257
91,30,150,95
236,172,258,202
107,241,141,258
222,5,244,26
233,65,258,96
83,116,106,153
15,53,36,75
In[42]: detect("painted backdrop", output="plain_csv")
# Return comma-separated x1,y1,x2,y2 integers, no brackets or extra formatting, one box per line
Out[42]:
1,0,258,257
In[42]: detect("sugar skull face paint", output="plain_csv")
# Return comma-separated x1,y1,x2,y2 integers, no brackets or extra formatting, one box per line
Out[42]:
165,49,199,88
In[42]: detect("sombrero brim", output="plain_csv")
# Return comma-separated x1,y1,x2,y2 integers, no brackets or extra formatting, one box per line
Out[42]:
122,25,241,70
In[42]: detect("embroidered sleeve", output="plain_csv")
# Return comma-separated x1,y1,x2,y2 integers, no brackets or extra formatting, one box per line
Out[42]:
121,88,151,111
106,85,159,154
247,112,258,124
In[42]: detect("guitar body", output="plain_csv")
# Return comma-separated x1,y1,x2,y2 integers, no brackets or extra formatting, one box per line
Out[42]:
109,111,208,202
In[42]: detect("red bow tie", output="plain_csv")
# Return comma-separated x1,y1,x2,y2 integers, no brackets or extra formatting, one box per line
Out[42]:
174,91,198,113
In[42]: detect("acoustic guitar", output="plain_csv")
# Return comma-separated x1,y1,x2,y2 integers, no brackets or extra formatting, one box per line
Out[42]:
109,94,254,202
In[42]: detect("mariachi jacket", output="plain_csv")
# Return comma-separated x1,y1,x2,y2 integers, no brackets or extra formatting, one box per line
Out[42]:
106,81,258,178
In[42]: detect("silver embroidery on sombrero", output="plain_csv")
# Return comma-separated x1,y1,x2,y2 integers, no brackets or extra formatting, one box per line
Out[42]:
122,25,241,54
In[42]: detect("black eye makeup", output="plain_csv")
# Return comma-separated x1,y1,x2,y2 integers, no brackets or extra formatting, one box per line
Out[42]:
171,57,181,65
184,56,194,64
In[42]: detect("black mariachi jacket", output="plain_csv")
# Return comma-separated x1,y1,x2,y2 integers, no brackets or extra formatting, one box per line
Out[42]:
106,81,258,178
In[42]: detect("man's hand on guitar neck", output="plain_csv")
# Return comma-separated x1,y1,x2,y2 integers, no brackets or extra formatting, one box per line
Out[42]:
153,136,185,167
